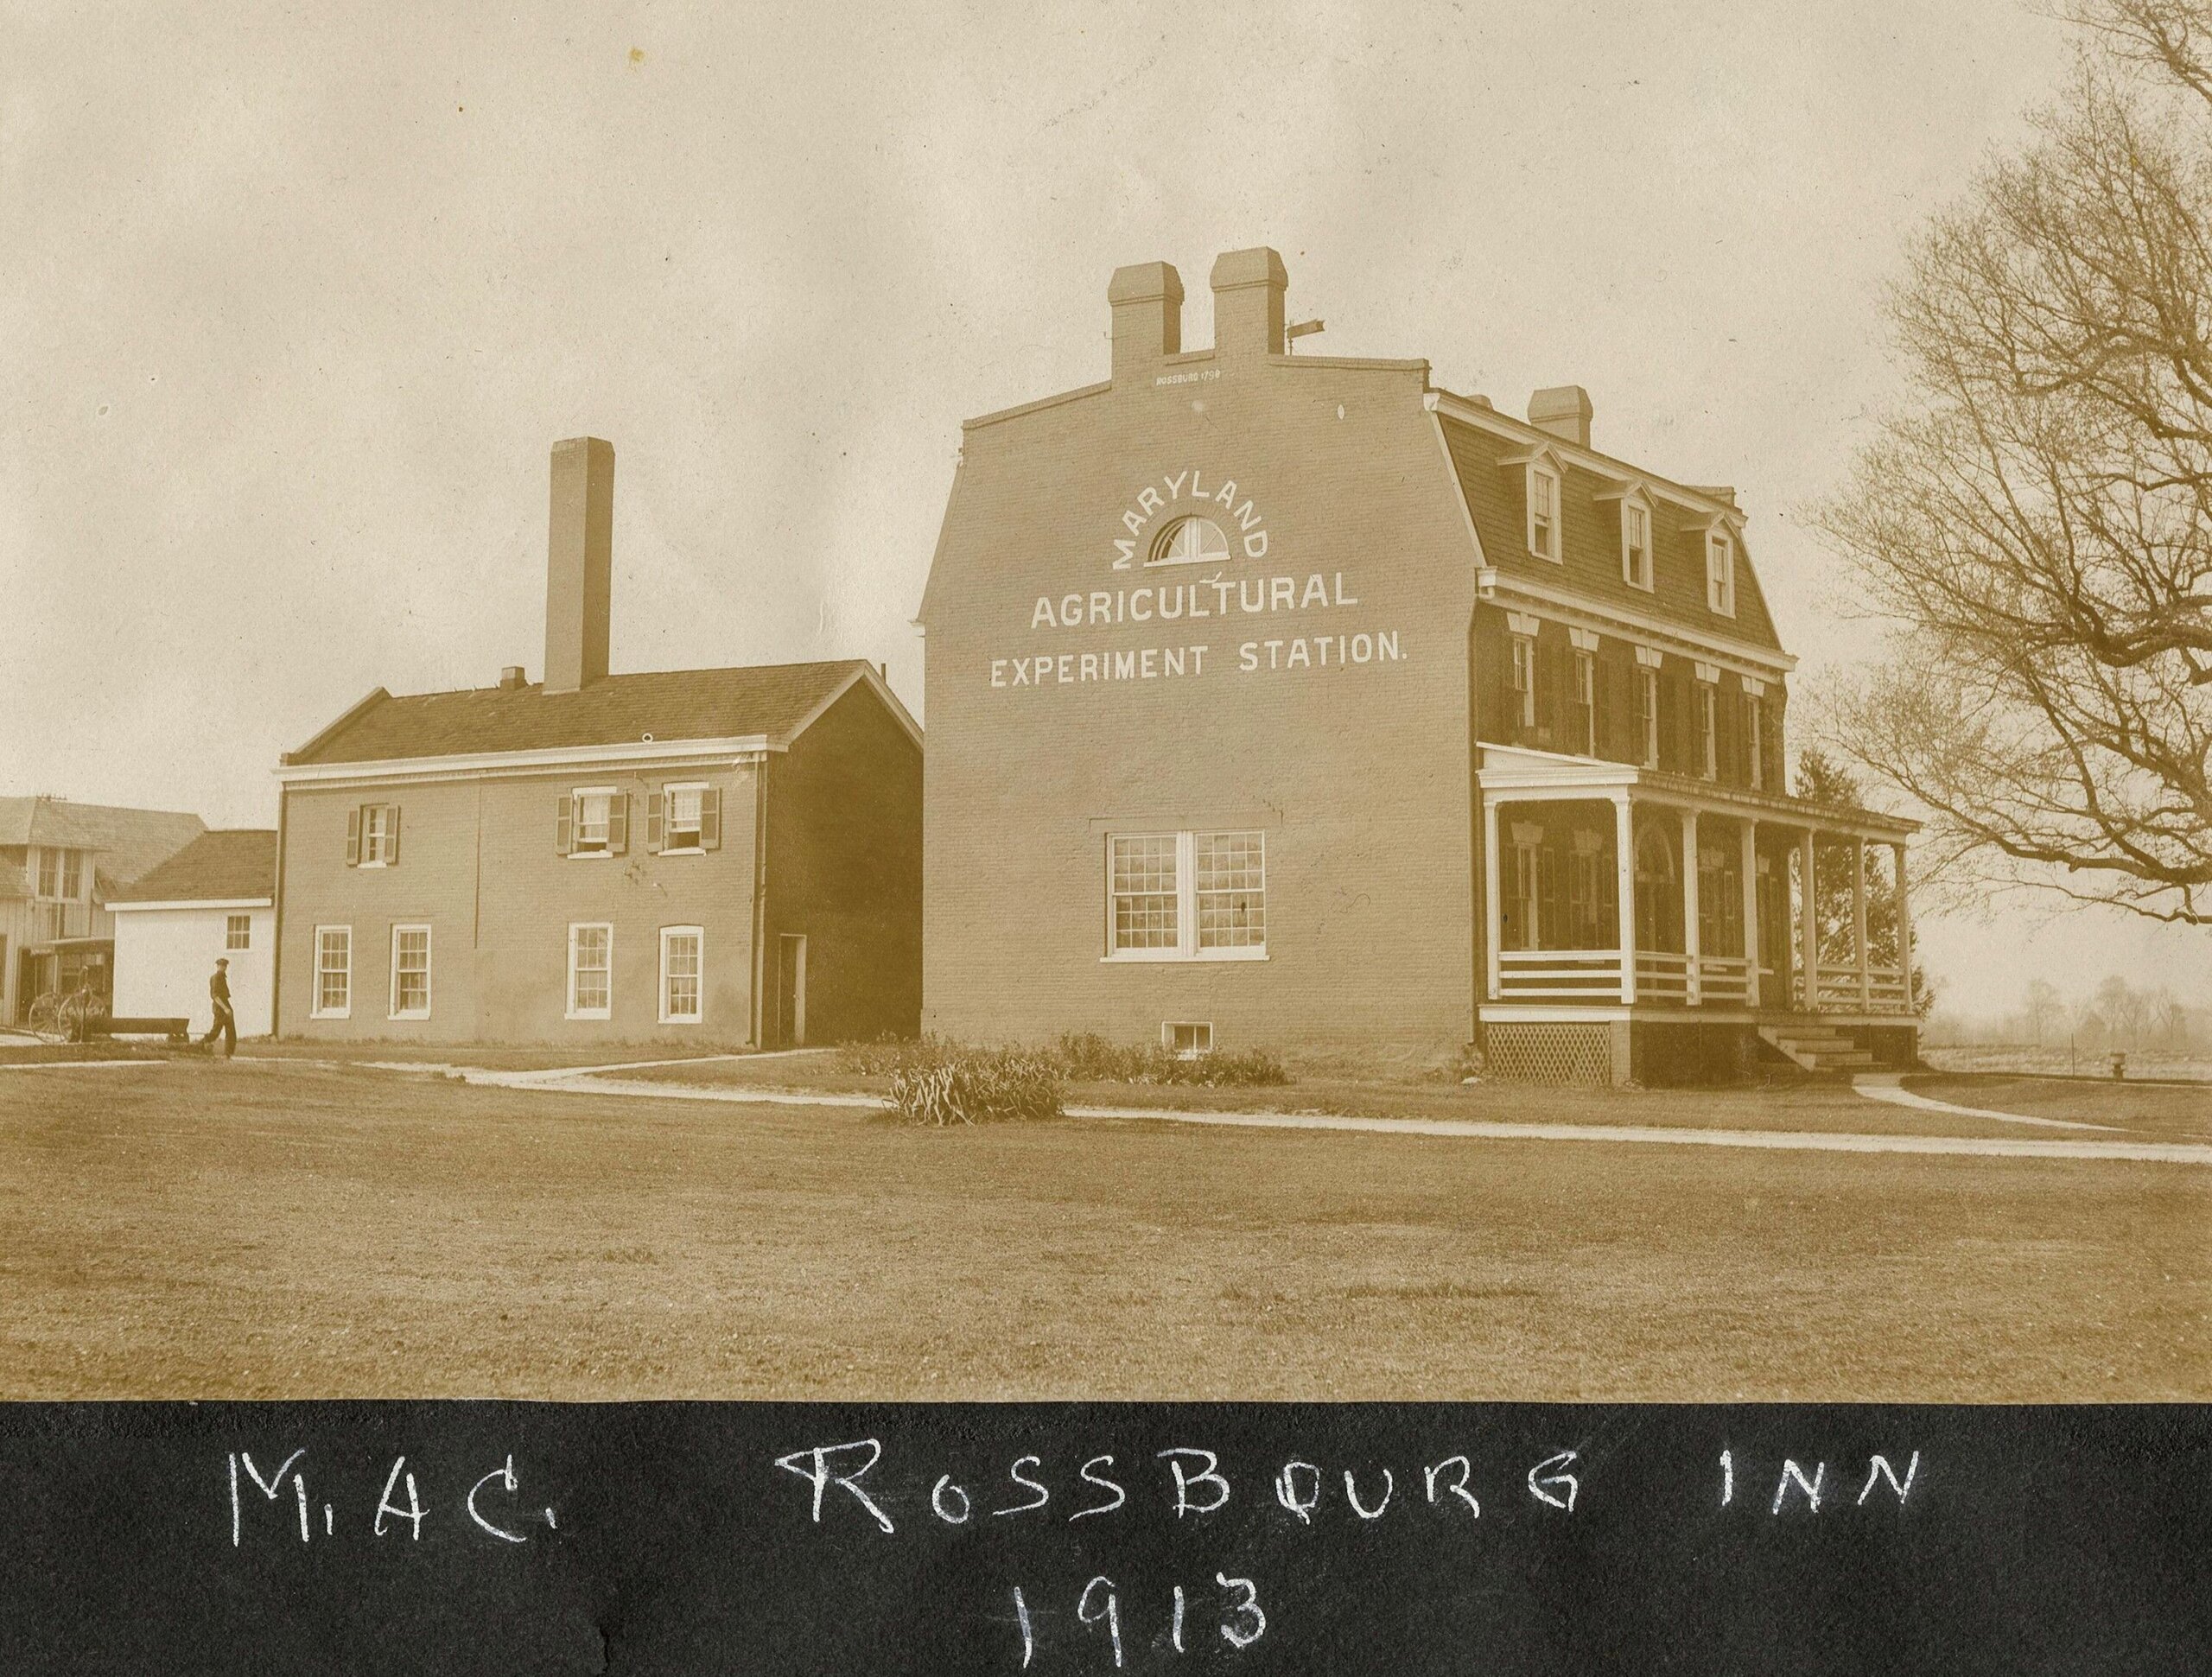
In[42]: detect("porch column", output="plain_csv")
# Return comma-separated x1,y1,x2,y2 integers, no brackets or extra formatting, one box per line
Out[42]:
1853,835,1871,1009
1613,792,1637,1005
1483,797,1503,1000
1679,807,1701,1005
1798,829,1818,1012
1740,818,1761,1007
1893,840,1912,1013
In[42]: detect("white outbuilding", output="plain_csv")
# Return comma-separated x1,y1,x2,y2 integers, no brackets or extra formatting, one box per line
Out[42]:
107,830,276,1038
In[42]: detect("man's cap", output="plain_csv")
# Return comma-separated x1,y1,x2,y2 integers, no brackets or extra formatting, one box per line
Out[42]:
215,958,228,966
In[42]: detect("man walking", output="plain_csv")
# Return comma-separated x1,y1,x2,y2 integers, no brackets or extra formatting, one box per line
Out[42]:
203,956,237,1058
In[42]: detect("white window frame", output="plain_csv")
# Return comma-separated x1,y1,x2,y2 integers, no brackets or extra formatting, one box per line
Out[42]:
1510,635,1536,728
571,787,614,857
35,848,62,900
1148,515,1230,568
661,782,707,854
1527,463,1562,562
1622,498,1654,591
1698,683,1719,781
226,913,251,950
1103,829,1268,962
359,804,395,867
1508,830,1541,952
659,925,704,1024
312,925,352,1020
567,922,613,1021
1706,530,1737,617
1637,666,1661,769
389,924,432,1020
60,849,86,901
1573,650,1597,756
1747,698,1766,791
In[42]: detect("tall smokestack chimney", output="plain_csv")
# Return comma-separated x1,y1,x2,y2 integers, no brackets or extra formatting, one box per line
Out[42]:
544,437,613,695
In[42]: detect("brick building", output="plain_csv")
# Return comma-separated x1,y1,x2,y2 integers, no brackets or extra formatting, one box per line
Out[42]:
273,438,922,1047
918,249,1916,1083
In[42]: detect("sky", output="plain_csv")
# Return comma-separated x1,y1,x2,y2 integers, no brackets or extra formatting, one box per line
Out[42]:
4,0,2205,1017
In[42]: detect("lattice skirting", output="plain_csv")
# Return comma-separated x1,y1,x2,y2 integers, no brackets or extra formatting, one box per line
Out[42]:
1483,1022,1618,1088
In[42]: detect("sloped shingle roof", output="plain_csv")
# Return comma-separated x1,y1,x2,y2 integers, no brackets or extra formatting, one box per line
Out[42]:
286,660,885,766
0,798,207,894
106,829,277,905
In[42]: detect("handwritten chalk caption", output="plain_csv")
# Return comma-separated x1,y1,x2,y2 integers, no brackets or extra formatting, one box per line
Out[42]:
226,1449,557,1547
776,1439,1923,1665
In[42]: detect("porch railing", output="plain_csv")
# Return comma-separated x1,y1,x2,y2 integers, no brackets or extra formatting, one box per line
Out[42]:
1497,948,1629,1001
1496,950,1912,1013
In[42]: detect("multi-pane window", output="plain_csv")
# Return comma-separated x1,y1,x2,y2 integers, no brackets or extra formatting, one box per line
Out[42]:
362,804,394,865
1706,532,1736,615
1624,502,1653,589
666,785,704,850
1507,838,1541,951
569,924,612,1020
1109,835,1181,951
314,926,351,1017
1150,515,1230,567
575,791,612,854
1528,467,1560,561
1510,636,1536,728
1573,651,1597,756
1699,844,1745,957
1195,832,1266,950
660,927,703,1023
226,914,251,950
1638,668,1661,769
1698,683,1719,780
60,851,84,900
1108,831,1267,959
35,848,61,899
390,924,431,1018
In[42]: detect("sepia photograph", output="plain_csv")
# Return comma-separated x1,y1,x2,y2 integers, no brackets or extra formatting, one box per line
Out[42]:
3,0,2209,1669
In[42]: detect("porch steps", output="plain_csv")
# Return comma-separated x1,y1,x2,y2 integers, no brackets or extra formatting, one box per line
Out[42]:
1758,1024,1877,1077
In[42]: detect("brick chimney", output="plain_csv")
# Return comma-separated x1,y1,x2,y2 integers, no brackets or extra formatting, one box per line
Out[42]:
544,437,613,695
1210,246,1287,359
1109,262,1184,384
1529,386,1593,448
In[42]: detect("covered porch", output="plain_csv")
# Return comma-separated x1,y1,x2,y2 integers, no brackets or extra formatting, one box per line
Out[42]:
1478,746,1919,1028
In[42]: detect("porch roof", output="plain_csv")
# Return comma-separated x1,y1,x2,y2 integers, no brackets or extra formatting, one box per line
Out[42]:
1477,745,1920,841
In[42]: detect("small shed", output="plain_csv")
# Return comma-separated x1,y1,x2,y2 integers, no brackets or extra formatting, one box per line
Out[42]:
107,830,278,1039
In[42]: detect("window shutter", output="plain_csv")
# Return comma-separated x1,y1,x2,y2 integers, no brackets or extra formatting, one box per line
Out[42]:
701,787,722,851
556,795,573,857
646,791,664,853
385,805,401,865
345,807,360,867
608,793,630,855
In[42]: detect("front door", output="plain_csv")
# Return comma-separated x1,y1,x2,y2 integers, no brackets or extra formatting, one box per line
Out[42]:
776,934,807,1048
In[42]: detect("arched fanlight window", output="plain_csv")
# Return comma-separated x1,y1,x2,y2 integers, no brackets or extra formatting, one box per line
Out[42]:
1149,515,1230,567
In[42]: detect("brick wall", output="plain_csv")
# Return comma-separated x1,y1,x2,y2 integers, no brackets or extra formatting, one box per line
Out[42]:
919,353,1481,1057
764,683,924,1045
276,761,764,1045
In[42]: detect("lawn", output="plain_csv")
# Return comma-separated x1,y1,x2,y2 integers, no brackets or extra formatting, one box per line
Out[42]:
0,1058,2204,1401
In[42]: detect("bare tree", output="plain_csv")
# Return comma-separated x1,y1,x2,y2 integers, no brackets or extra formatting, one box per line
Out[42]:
1812,0,2212,926
2022,976,2065,1045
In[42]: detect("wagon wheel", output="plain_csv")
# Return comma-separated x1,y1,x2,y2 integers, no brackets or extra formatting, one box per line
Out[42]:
26,992,63,1042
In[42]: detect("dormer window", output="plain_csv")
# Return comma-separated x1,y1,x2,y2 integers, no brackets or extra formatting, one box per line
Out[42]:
1149,515,1229,567
1623,499,1653,591
1527,464,1561,562
1706,530,1737,616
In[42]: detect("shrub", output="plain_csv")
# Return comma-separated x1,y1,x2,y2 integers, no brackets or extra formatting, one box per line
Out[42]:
838,1034,951,1079
1051,1031,1291,1089
890,1045,1065,1126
